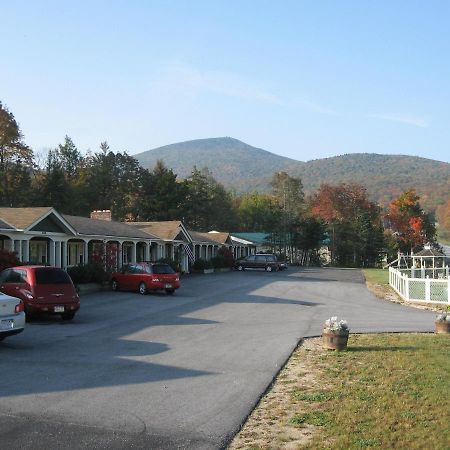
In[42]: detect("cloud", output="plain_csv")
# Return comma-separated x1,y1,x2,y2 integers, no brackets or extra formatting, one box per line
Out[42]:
293,99,338,116
368,112,429,128
157,63,281,104
152,63,337,115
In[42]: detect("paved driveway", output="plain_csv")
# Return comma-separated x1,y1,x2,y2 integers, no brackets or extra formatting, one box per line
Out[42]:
0,268,435,449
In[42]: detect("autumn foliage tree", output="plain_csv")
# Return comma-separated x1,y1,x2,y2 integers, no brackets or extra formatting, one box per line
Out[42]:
385,190,437,253
311,183,384,266
0,102,33,206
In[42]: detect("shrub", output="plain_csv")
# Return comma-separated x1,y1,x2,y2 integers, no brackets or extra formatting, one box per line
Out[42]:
217,246,235,268
67,263,108,284
192,258,212,270
0,249,20,272
211,255,226,268
157,258,181,273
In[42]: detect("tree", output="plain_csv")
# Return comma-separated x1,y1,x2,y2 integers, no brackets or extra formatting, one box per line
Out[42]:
181,167,238,231
237,193,280,232
0,101,33,206
138,160,184,221
385,190,436,253
436,198,450,241
270,172,305,259
311,183,384,266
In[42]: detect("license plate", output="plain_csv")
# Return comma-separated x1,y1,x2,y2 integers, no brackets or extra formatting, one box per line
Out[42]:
54,306,65,312
0,319,14,330
164,284,172,289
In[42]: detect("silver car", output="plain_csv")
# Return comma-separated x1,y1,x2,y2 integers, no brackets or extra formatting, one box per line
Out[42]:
0,291,25,342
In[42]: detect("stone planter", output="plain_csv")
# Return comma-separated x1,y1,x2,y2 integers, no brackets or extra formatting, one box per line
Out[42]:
435,321,450,334
322,328,349,351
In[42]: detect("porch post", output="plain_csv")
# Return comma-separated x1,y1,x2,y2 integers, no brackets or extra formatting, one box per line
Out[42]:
145,242,151,261
18,240,23,261
55,241,61,268
131,242,137,263
118,241,123,268
61,241,67,269
84,240,89,265
49,240,55,266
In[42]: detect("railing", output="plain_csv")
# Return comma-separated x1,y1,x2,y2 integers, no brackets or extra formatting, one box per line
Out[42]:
389,266,450,304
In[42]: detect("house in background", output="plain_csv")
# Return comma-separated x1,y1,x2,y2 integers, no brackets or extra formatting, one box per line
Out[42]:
0,208,255,272
0,207,161,269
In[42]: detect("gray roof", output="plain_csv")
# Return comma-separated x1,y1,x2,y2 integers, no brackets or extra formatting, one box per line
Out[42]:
188,230,221,244
62,215,158,240
414,248,445,257
0,219,14,230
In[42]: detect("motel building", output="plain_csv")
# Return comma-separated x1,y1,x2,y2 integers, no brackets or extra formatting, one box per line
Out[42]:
0,208,255,273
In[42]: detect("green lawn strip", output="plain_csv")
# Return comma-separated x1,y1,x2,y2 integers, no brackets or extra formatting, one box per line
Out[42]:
291,334,450,449
361,268,389,285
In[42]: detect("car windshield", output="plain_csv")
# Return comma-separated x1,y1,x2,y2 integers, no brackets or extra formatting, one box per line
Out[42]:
152,264,175,274
35,268,72,285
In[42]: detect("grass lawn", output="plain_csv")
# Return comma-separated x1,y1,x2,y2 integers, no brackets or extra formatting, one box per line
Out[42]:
361,268,389,285
230,334,450,450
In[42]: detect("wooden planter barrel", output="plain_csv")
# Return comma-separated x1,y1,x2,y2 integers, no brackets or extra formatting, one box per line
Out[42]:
322,329,349,351
435,321,450,334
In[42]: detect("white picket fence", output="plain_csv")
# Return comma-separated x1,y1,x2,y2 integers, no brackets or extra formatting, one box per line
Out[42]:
389,266,450,304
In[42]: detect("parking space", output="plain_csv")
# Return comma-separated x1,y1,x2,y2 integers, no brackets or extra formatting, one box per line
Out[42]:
0,268,435,449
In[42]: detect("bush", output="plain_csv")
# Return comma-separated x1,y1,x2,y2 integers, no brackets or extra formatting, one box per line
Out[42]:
192,258,212,270
218,246,235,268
210,255,226,268
0,249,20,272
67,263,108,284
157,258,181,273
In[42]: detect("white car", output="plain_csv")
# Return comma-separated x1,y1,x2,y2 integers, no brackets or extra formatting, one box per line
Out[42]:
0,291,25,342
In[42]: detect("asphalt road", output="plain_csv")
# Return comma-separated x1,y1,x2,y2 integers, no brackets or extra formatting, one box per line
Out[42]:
0,268,436,449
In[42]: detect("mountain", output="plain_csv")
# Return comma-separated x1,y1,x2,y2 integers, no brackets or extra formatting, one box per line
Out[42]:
135,137,304,192
134,137,450,211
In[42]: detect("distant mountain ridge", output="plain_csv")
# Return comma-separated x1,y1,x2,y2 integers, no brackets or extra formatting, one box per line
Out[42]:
134,137,450,211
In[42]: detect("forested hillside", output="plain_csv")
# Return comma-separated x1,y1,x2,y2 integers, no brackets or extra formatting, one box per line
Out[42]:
135,138,450,212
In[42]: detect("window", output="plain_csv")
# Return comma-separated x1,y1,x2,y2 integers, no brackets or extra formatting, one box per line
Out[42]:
68,242,84,267
246,255,256,262
35,268,71,285
152,264,175,274
255,255,266,261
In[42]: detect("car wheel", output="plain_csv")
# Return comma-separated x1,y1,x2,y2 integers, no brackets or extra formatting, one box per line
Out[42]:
165,289,175,295
139,282,147,295
61,312,75,321
265,265,273,272
111,279,119,291
25,309,35,322
237,265,244,271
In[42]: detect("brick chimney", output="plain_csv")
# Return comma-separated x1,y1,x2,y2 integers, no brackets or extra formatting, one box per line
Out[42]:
90,210,112,221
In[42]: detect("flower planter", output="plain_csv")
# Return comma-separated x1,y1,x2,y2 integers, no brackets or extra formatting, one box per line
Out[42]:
435,321,450,334
322,329,349,351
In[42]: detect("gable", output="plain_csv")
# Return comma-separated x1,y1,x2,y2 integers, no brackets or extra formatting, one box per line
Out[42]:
29,213,73,234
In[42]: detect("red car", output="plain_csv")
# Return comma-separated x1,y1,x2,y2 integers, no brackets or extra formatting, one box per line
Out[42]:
111,263,180,295
0,266,80,321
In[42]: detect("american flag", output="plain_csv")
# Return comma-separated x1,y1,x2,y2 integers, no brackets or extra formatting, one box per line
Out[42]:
183,243,195,263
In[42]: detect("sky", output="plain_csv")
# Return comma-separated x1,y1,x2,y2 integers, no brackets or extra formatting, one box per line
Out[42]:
1,1,450,163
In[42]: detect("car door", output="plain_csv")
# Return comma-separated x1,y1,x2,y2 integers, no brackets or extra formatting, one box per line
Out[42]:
244,255,256,269
254,255,267,269
119,265,132,290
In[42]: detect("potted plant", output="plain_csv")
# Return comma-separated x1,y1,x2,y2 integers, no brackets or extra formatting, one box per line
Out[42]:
322,316,350,351
435,313,450,334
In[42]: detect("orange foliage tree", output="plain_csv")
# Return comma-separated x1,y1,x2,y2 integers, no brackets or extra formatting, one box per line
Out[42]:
436,199,450,241
385,190,436,253
311,183,384,266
